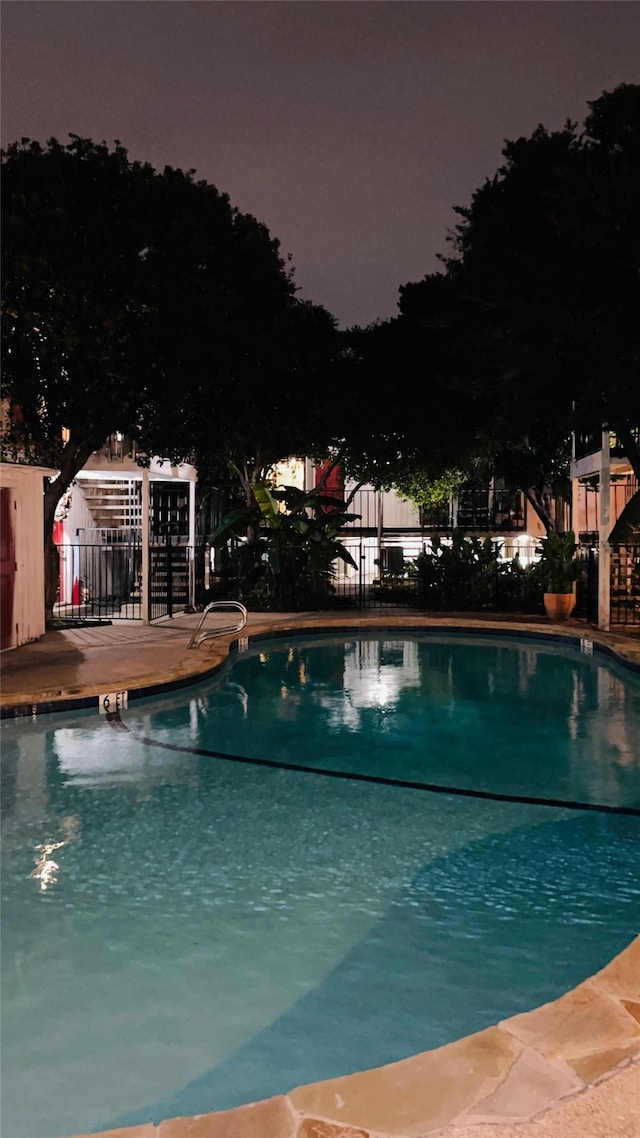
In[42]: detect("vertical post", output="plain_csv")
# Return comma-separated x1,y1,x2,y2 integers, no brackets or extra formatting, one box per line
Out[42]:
141,470,150,625
598,429,611,631
570,413,577,536
304,456,314,493
359,541,364,611
166,528,173,617
377,491,383,572
188,477,196,609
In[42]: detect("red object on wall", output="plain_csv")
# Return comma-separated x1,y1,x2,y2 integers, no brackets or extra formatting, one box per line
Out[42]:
315,460,344,508
52,521,65,603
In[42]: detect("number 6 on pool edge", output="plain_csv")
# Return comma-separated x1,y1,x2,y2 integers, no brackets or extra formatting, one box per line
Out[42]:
100,691,128,714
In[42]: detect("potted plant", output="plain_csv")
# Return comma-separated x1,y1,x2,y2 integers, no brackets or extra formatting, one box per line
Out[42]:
535,530,581,621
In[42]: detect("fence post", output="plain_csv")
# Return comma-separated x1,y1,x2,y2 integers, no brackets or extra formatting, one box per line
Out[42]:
166,532,173,617
141,469,150,624
597,429,611,631
589,547,599,624
188,479,196,610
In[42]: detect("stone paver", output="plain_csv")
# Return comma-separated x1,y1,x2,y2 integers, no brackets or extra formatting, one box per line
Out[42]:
289,1027,523,1135
463,1048,583,1122
438,1056,640,1138
501,981,640,1063
158,1096,297,1138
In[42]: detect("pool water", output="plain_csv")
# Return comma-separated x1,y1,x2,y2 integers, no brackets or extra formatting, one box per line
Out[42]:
1,633,639,1138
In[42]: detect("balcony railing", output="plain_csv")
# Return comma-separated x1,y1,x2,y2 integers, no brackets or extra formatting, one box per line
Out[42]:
574,430,604,461
574,427,640,462
421,489,526,533
93,434,138,462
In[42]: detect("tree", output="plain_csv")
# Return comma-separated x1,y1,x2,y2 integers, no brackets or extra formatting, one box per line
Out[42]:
394,84,640,532
397,270,573,531
161,296,342,529
1,136,303,615
392,468,466,510
335,296,481,497
443,83,640,486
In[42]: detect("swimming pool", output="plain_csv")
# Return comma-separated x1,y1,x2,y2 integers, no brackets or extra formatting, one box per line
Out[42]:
1,631,639,1138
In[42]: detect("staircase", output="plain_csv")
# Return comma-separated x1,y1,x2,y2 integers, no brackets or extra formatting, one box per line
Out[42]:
79,479,142,536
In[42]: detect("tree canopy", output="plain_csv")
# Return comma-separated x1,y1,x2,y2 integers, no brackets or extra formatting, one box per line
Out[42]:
165,294,341,511
335,278,482,498
1,135,340,610
373,83,640,530
448,83,639,462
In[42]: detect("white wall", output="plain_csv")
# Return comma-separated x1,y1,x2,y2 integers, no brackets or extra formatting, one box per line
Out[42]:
342,483,422,531
0,463,55,648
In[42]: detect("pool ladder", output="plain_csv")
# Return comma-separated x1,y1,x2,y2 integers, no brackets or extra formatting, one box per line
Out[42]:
186,601,248,649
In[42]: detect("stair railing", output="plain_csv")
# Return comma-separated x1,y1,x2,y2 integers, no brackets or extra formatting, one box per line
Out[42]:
186,601,248,649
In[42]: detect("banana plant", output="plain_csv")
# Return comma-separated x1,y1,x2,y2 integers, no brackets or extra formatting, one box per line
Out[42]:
209,481,361,607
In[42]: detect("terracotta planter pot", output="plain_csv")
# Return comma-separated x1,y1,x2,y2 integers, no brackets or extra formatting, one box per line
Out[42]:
543,592,575,621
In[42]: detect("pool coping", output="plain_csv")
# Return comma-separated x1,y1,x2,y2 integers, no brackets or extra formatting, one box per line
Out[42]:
69,940,640,1138
3,613,640,1137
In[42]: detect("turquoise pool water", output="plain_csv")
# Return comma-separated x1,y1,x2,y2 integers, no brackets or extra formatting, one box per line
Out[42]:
1,633,639,1138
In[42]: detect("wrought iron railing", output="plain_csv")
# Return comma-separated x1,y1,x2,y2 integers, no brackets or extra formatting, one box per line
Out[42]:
55,535,637,624
421,489,526,532
574,430,604,461
205,537,546,614
54,541,142,620
610,544,640,626
53,541,208,622
93,433,138,462
574,427,640,462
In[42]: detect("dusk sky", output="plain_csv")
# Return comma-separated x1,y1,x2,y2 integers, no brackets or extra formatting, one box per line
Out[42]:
2,1,639,328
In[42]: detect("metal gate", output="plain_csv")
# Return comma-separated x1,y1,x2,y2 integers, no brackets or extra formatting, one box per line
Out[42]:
148,481,191,621
332,539,420,610
149,541,190,621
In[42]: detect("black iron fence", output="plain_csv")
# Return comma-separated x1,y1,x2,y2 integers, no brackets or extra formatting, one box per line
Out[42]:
54,541,142,620
610,544,640,626
358,539,542,613
54,538,639,624
54,541,208,622
203,537,546,614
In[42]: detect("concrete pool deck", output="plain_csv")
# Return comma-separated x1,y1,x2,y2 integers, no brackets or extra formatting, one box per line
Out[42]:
1,611,639,1138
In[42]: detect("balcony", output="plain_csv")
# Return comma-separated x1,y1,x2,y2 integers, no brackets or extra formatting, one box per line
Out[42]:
572,428,639,477
93,433,138,462
421,489,526,533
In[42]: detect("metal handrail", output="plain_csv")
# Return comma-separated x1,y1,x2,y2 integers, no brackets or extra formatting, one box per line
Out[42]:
186,601,248,649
